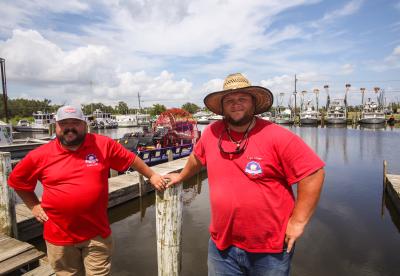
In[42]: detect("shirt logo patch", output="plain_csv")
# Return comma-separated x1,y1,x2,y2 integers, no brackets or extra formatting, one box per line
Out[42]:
85,154,99,167
245,161,263,178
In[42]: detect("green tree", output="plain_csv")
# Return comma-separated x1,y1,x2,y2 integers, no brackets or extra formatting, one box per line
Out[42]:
116,101,129,114
181,102,200,114
150,104,166,116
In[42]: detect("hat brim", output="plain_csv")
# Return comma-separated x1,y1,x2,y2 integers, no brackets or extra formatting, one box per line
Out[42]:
204,86,273,115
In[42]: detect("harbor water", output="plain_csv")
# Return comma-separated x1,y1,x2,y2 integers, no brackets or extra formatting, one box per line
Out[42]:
26,124,400,276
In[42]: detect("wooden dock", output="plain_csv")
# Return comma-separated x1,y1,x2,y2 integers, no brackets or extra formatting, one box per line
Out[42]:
386,174,400,214
16,157,190,241
0,234,45,275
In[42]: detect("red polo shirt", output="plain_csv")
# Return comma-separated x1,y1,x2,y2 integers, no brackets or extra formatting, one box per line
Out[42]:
8,133,136,245
194,118,325,253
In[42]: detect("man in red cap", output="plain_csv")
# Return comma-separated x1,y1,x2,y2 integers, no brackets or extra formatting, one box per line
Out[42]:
8,105,167,275
165,73,325,275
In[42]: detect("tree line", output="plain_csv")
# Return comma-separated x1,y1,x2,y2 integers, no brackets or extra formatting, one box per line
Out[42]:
0,98,202,121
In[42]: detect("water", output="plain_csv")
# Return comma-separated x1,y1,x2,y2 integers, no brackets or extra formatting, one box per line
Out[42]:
28,124,400,276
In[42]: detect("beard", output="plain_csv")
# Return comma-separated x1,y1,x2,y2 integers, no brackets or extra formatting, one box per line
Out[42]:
224,111,254,126
57,128,86,146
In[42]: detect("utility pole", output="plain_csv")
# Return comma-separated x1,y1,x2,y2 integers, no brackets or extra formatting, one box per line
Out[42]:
1,58,9,123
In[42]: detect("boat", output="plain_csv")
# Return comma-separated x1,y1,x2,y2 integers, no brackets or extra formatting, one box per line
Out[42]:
300,101,320,125
117,108,199,166
196,116,210,124
325,84,348,124
0,121,48,160
358,87,386,124
115,114,138,127
136,113,151,126
274,93,294,124
300,90,321,125
208,114,223,122
13,111,55,132
259,112,275,122
92,109,118,128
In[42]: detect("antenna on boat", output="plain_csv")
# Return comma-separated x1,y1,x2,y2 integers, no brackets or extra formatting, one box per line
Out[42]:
360,87,366,106
0,58,9,123
345,83,351,107
324,85,330,110
301,90,307,110
313,89,320,112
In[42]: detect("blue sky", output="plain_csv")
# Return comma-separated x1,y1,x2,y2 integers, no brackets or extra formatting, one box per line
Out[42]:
0,0,399,109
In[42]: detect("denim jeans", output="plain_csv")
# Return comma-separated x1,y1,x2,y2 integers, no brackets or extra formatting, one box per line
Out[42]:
208,238,293,276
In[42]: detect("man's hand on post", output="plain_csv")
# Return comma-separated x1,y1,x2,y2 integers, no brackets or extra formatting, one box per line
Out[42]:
149,173,167,191
163,173,182,188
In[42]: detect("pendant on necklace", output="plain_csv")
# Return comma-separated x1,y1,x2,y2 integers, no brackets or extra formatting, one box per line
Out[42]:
236,143,240,150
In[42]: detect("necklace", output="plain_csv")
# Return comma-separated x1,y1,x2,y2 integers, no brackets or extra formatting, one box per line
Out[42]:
226,118,255,151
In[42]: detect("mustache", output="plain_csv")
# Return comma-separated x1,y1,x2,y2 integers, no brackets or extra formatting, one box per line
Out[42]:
63,128,78,135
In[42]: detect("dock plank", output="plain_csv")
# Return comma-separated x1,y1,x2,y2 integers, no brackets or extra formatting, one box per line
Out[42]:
0,234,45,275
386,174,400,214
23,263,55,276
0,234,33,262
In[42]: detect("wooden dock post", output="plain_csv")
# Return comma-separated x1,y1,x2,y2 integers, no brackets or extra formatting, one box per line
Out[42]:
0,152,18,238
156,184,183,276
382,160,388,217
167,150,173,162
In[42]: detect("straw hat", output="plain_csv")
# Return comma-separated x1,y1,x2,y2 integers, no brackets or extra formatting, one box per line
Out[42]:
204,73,273,115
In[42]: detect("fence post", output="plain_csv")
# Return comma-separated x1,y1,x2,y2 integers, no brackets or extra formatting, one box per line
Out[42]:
0,152,18,238
167,150,173,162
156,184,183,276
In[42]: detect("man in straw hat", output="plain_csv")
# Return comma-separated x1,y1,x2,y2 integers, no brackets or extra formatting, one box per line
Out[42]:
165,73,325,275
8,105,168,275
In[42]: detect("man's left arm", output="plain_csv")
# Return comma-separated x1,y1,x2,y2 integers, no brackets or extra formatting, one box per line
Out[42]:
285,168,325,253
130,157,166,191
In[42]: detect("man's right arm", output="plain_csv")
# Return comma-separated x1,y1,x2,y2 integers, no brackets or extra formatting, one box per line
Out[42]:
165,153,203,187
15,190,48,223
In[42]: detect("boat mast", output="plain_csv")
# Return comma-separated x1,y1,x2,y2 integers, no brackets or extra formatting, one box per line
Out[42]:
313,88,320,112
360,87,366,107
345,83,351,108
324,85,330,111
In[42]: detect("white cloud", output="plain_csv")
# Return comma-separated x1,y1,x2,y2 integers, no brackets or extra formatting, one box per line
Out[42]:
310,0,364,29
0,29,111,84
0,29,195,107
341,63,354,74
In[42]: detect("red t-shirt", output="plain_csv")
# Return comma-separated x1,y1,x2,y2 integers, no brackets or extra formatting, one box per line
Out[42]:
8,133,136,245
194,118,325,253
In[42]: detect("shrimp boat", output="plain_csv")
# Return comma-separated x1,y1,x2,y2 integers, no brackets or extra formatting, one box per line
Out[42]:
358,87,386,124
325,84,349,124
300,89,321,125
274,93,294,124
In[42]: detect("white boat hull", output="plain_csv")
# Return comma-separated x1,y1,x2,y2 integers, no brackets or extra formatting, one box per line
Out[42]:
326,118,347,124
359,118,386,124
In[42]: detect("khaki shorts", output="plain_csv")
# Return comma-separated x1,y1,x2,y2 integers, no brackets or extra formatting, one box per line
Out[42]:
46,235,113,276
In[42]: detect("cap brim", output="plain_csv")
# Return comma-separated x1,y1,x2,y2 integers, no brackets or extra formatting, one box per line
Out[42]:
204,86,274,115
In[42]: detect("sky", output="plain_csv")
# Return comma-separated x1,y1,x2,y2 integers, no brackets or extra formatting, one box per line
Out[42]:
0,0,400,109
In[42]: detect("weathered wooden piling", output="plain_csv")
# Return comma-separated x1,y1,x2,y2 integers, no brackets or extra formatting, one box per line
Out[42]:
0,152,18,238
156,183,183,276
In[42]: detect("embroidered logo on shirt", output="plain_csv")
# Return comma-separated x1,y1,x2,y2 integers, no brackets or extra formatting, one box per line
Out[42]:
245,160,262,178
85,154,99,167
